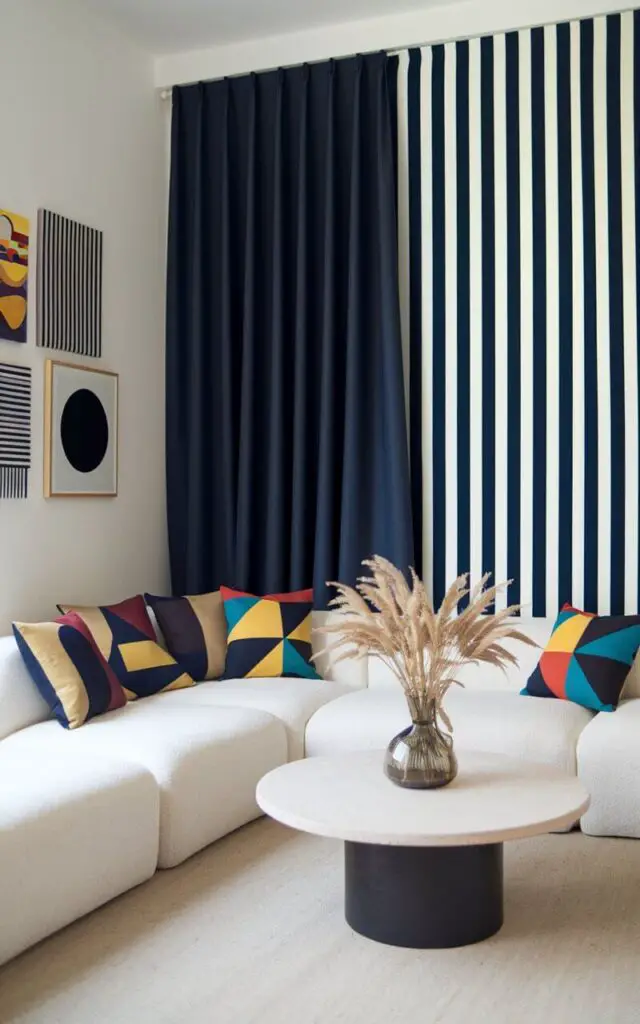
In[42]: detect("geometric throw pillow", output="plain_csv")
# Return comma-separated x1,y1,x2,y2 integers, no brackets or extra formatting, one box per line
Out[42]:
521,603,640,712
144,591,226,681
58,595,194,700
220,586,320,680
12,612,126,728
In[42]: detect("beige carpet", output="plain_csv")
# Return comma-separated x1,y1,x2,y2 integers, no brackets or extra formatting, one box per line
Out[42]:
1,819,640,1024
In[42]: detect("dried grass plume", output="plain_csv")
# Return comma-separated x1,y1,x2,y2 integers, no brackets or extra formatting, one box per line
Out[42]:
313,556,536,733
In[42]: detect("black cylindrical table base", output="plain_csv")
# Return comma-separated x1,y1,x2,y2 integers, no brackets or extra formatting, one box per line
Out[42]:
344,840,504,949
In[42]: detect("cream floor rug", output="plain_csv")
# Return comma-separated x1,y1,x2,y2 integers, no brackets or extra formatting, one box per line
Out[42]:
1,819,640,1024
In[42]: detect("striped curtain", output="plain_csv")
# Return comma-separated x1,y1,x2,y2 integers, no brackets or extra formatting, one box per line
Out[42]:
398,10,639,616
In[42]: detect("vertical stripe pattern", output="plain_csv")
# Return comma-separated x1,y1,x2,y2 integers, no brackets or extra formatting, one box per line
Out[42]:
0,362,31,499
37,209,103,357
400,12,639,614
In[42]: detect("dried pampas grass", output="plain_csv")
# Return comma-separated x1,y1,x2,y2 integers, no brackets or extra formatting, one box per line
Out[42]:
313,556,536,732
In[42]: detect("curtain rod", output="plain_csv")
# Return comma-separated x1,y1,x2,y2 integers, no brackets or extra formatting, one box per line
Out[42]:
158,4,634,98
159,46,403,98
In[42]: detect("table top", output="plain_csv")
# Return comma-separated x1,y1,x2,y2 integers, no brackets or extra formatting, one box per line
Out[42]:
256,751,590,847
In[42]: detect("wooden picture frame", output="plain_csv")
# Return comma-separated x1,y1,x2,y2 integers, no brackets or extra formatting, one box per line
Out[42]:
44,359,118,497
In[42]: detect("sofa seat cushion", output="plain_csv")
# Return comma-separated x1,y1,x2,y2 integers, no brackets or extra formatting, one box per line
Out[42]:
305,686,594,773
0,731,159,966
578,699,640,838
147,677,352,760
11,702,287,868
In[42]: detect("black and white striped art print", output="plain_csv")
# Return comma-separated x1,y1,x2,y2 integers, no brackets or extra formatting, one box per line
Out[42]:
397,11,640,618
37,210,103,357
0,362,31,499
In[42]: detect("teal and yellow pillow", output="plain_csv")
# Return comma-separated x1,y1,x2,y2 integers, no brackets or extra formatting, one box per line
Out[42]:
13,612,126,728
221,586,320,680
144,591,226,681
521,603,640,712
58,595,194,699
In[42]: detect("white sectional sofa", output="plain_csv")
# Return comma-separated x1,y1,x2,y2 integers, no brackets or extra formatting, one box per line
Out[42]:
1,614,638,965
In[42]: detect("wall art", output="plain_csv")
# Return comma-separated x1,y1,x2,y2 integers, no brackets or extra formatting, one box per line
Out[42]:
44,360,117,497
0,210,29,344
0,361,31,498
37,210,103,357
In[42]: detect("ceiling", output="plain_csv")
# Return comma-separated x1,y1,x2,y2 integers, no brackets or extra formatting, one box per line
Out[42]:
85,0,457,55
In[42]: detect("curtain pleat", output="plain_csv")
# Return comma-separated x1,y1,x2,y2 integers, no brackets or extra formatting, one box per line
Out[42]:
166,53,414,605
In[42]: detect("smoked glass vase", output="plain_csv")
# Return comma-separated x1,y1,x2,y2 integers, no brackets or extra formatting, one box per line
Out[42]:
384,703,458,790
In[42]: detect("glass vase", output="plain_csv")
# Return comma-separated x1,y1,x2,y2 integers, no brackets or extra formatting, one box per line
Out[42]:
384,699,458,790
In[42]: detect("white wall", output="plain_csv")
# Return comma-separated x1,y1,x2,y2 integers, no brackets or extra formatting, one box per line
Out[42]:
0,0,168,632
155,0,634,86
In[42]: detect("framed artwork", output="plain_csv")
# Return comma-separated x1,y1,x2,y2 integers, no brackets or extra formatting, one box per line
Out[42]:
37,209,103,357
0,361,31,498
0,210,29,343
44,360,118,497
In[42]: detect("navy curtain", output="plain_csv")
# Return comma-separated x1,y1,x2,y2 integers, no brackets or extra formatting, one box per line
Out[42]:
166,53,414,605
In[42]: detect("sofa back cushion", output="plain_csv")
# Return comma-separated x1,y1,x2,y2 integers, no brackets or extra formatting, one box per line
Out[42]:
367,617,554,693
0,634,50,740
622,653,640,699
311,612,368,689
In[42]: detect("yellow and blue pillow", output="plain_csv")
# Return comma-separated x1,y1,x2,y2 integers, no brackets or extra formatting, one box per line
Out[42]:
59,595,194,699
13,612,126,729
522,604,640,712
221,586,320,680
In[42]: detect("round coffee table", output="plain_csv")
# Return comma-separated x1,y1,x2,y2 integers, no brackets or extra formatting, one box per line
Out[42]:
256,750,589,949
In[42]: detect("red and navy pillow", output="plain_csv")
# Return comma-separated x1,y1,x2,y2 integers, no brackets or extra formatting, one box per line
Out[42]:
521,604,640,712
220,587,320,680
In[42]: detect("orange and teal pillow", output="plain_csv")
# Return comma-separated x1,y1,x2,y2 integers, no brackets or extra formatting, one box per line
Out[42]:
521,604,640,712
58,595,194,699
13,612,126,729
144,591,226,681
221,586,320,680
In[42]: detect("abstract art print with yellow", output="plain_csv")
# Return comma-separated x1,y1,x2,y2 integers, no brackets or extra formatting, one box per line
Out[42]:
0,210,29,344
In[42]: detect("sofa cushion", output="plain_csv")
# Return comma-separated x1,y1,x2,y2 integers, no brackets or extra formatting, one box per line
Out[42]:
221,586,320,680
59,595,194,700
579,700,640,838
0,731,159,966
17,702,287,868
145,591,226,681
148,677,354,760
522,605,640,711
0,635,50,741
367,617,553,693
305,686,593,774
12,613,126,729
311,612,368,689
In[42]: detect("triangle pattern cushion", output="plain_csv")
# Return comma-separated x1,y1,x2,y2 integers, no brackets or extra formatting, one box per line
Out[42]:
58,595,194,699
521,603,640,712
221,586,321,680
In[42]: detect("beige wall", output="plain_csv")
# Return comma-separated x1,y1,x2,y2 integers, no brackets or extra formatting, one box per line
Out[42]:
0,0,168,632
